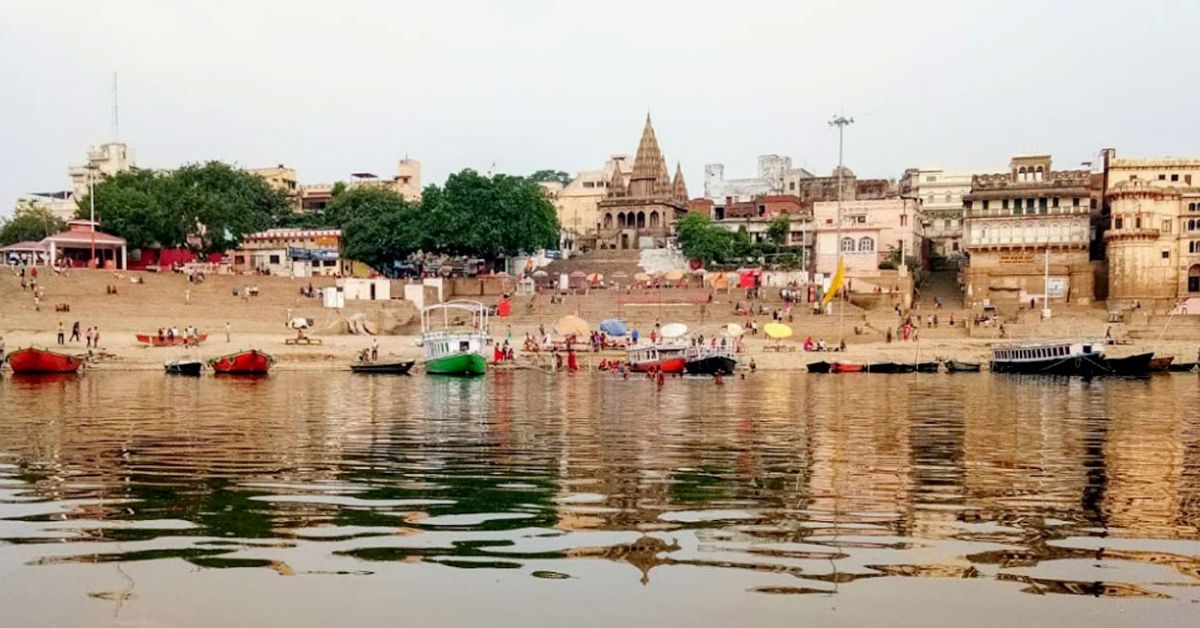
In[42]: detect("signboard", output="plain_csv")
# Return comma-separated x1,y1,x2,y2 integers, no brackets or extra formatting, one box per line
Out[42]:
289,248,339,261
544,250,562,260
998,251,1035,264
1046,277,1067,298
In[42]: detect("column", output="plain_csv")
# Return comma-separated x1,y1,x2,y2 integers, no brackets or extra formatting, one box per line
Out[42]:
121,245,127,270
48,241,56,267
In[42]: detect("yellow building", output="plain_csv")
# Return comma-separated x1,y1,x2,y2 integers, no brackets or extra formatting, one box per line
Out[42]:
1105,156,1200,309
546,155,633,252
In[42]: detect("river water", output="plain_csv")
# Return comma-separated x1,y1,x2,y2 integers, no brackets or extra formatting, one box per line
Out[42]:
1,371,1198,627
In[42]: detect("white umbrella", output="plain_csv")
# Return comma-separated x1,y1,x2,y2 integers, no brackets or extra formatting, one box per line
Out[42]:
660,322,688,339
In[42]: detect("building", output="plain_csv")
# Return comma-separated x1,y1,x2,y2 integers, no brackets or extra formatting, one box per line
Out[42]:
788,166,895,203
962,155,1094,307
596,116,688,250
900,166,997,258
68,142,135,202
247,165,298,195
710,195,815,269
230,228,344,276
292,159,422,213
12,191,77,222
1104,156,1200,309
0,219,128,269
703,155,813,202
813,198,922,277
546,155,633,252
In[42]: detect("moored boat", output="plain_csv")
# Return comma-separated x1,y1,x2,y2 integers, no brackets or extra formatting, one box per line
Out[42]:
830,362,864,373
1167,361,1198,372
208,350,273,375
1105,352,1154,376
915,361,941,373
866,362,914,374
683,347,737,376
350,360,415,375
627,344,687,373
421,301,488,376
990,341,1109,376
5,347,83,374
165,359,203,376
137,333,207,347
806,361,832,373
944,360,982,373
1148,356,1174,372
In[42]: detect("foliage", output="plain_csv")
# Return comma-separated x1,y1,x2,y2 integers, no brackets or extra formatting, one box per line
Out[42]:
0,206,66,246
333,187,422,272
878,245,901,270
529,169,572,186
676,213,755,266
766,215,790,250
420,170,560,260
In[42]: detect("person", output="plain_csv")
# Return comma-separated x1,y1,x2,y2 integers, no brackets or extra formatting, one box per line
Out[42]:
157,328,165,343
886,327,893,343
93,326,100,348
650,329,657,344
1105,326,1114,345
817,338,826,351
567,350,578,372
631,329,639,345
225,322,231,343
70,321,81,343
57,322,65,345
371,338,380,362
749,357,757,372
185,288,191,305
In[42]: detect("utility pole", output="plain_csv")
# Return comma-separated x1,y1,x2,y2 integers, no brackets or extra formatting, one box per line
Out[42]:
829,114,854,342
88,164,98,267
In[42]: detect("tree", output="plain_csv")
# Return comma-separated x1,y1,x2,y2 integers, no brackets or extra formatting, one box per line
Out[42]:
421,170,560,262
77,169,182,250
766,215,790,251
0,207,66,246
529,169,572,186
676,213,734,265
336,187,422,272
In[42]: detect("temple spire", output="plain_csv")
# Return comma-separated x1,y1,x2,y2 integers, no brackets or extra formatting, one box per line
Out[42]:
672,162,688,202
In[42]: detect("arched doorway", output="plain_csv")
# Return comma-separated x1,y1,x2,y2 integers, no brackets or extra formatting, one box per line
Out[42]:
617,212,626,228
1189,264,1200,293
637,211,646,229
649,211,659,229
603,213,613,230
620,233,630,250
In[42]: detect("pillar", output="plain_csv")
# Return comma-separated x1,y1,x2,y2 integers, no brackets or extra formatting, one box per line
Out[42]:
48,241,56,267
121,245,127,270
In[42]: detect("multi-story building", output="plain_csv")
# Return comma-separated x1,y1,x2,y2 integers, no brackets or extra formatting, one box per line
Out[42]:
709,195,815,269
291,159,422,213
1104,156,1200,309
596,116,687,250
963,155,1095,307
247,165,298,195
900,166,997,258
704,155,812,202
545,155,632,252
813,198,922,277
68,142,135,202
230,228,344,276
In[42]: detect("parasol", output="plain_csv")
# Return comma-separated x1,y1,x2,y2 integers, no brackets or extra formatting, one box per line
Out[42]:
664,269,684,282
554,315,590,338
569,270,586,278
634,272,652,284
532,269,548,278
586,272,603,284
599,319,628,336
660,322,688,339
764,323,793,340
725,323,745,337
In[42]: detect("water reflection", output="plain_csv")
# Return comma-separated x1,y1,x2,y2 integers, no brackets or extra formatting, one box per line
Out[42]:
1,371,1199,624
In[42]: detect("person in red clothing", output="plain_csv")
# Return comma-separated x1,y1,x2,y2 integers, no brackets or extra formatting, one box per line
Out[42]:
567,350,578,372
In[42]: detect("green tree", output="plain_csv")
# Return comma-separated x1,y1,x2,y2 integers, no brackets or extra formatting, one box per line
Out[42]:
331,187,422,272
676,213,733,265
77,169,183,250
0,206,66,246
529,169,572,186
421,170,559,261
766,215,790,251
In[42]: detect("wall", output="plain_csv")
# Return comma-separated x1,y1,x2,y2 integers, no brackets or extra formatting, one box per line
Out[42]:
964,249,1093,305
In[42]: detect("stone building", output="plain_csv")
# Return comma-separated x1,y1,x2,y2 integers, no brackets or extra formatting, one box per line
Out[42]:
813,198,922,277
13,142,137,221
290,159,423,212
596,116,687,249
899,166,997,258
962,155,1094,307
545,155,632,252
1105,156,1200,309
703,155,812,202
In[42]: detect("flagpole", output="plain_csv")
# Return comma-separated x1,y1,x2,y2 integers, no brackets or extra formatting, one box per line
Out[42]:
829,115,854,345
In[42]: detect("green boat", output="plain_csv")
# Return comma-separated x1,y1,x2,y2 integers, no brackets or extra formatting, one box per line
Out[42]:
421,300,489,376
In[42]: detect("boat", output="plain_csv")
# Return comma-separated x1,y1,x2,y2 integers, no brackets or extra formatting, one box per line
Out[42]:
830,362,864,373
944,360,982,373
915,361,941,373
136,333,207,347
806,361,832,373
1167,361,1198,372
5,347,83,374
683,347,738,376
1148,356,1174,372
626,344,687,373
1104,352,1154,376
421,301,488,376
990,341,1110,376
350,360,415,374
164,359,203,376
208,350,273,375
866,362,914,374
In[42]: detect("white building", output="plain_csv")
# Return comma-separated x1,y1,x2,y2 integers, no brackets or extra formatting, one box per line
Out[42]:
12,142,136,222
704,155,814,202
899,166,996,258
813,198,923,277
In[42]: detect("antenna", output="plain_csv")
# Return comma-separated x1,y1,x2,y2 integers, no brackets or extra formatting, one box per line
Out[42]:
111,72,120,142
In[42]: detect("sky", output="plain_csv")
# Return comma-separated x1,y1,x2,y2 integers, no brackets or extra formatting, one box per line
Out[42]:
2,0,1198,218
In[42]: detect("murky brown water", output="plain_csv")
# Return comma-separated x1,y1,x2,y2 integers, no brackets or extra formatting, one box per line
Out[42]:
1,371,1199,627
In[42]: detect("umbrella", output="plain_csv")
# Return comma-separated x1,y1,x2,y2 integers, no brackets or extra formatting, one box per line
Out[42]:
710,272,729,289
634,272,652,284
554,315,590,338
570,270,586,278
586,272,603,284
532,269,548,278
660,322,688,339
725,323,745,337
664,270,684,282
764,323,793,340
599,319,628,336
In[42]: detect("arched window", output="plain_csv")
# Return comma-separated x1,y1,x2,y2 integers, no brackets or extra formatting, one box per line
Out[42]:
617,212,626,228
858,237,874,252
1189,202,1195,211
840,237,855,252
636,211,646,229
603,214,613,230
649,212,659,228
1018,167,1027,181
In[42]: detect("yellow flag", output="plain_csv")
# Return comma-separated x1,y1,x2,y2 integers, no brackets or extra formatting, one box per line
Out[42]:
822,258,845,306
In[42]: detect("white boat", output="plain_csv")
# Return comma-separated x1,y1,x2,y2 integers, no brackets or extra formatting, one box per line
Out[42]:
420,300,489,376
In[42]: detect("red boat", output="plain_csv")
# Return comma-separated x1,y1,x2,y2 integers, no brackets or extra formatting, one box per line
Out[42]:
136,333,208,346
5,347,84,374
208,350,274,375
626,344,687,374
830,362,864,373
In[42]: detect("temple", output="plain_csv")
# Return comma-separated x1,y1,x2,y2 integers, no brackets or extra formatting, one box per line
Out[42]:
596,115,688,249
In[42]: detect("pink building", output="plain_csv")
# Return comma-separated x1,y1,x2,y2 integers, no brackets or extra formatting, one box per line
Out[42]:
813,198,922,277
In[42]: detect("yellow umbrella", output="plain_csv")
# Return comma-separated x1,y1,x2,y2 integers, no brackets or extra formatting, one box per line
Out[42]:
710,272,729,289
634,272,652,284
554,315,590,338
764,323,793,340
664,270,684,282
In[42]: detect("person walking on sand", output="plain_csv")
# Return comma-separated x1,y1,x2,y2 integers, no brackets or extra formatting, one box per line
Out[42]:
225,322,231,343
93,326,100,348
70,321,81,343
85,327,93,348
371,338,379,362
57,322,65,345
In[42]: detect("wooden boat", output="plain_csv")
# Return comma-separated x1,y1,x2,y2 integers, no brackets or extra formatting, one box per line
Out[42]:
990,341,1110,376
915,361,941,373
806,361,832,373
830,362,864,373
208,350,273,375
350,360,415,374
5,347,83,374
421,301,488,376
944,360,981,373
1167,361,1198,372
627,344,687,374
165,359,203,376
137,333,207,347
683,347,738,376
1104,352,1154,376
866,362,914,374
1148,356,1174,372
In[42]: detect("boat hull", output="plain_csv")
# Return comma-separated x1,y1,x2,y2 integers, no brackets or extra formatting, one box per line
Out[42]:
1105,352,1154,377
945,360,981,373
806,361,831,373
425,353,486,376
830,362,864,373
209,350,273,375
5,348,83,374
137,334,207,347
1148,356,1174,372
165,361,203,376
629,357,686,374
866,362,914,374
351,360,415,375
684,355,738,376
1167,361,1198,372
991,352,1109,376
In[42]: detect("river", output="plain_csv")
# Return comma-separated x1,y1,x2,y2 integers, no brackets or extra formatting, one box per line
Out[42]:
1,371,1198,627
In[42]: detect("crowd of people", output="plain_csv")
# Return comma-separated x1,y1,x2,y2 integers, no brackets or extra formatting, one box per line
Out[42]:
54,321,101,348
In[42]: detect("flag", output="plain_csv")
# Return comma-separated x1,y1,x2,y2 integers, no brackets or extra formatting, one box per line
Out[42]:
822,258,845,306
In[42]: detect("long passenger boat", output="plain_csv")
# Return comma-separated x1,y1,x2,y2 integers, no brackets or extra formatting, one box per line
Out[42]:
989,341,1151,376
421,301,488,376
626,344,687,373
683,346,738,376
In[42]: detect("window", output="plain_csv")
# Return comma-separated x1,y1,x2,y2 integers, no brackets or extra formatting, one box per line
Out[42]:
1172,174,1180,182
858,237,874,252
1136,217,1142,229
1159,174,1167,181
1039,198,1049,213
1014,198,1023,211
926,176,937,183
1052,197,1060,208
1190,202,1198,212
1130,175,1138,181
1072,197,1080,207
1002,199,1009,210
900,214,908,226
789,181,795,191
1115,217,1124,229
841,237,855,252
1187,175,1193,185
982,200,990,210
944,219,951,230
1163,220,1172,233
269,255,280,265
1162,250,1170,259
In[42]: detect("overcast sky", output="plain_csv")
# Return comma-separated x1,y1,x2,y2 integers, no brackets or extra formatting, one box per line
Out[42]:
3,0,1197,218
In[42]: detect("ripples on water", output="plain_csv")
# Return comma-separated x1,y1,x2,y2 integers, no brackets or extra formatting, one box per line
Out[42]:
1,371,1199,626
